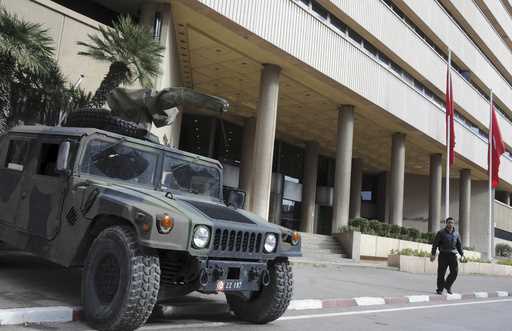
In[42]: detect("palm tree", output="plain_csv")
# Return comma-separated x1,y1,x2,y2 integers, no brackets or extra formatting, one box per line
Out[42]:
0,8,54,133
78,15,164,109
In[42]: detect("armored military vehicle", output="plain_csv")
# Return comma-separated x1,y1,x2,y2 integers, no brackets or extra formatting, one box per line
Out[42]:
0,88,301,331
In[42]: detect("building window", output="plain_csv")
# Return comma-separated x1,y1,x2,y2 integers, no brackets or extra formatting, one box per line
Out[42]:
215,121,242,165
348,29,363,45
311,1,328,20
278,142,305,181
330,15,347,34
179,115,213,157
153,12,162,41
281,199,302,231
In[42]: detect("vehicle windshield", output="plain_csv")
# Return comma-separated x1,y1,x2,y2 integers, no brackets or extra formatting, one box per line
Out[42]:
81,139,158,186
161,154,221,200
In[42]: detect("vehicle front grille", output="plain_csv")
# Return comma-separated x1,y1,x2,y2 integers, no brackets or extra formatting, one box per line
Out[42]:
212,228,263,255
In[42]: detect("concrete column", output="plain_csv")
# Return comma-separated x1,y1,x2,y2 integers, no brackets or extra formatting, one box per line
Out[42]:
249,64,281,219
459,169,471,246
142,3,183,147
389,133,406,226
376,172,387,222
239,117,256,209
301,141,320,233
349,158,363,219
332,105,355,233
428,154,442,233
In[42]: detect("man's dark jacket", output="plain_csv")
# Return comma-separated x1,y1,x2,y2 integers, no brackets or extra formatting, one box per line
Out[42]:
431,228,464,256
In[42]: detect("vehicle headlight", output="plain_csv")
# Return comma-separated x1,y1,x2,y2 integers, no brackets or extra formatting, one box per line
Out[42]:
192,225,211,249
264,233,277,253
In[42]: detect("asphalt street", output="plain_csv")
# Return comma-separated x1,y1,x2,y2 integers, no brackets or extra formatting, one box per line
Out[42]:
6,297,512,331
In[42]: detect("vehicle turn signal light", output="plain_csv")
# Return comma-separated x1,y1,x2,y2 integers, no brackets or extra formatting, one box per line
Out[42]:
157,214,174,234
291,231,300,246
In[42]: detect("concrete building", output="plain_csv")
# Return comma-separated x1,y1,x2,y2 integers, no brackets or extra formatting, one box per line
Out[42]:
5,0,512,258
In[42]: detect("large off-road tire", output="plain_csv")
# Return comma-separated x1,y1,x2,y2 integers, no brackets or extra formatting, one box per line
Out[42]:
226,259,293,324
82,226,160,331
65,109,148,139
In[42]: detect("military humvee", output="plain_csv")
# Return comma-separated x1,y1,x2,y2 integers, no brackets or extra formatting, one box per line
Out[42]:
0,115,301,330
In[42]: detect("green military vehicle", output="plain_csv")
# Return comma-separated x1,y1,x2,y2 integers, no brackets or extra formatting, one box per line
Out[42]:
0,89,301,331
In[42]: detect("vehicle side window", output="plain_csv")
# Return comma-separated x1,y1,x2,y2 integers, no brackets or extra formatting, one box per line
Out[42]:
5,139,29,171
37,143,60,177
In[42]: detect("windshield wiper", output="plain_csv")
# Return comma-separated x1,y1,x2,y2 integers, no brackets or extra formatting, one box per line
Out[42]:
92,137,127,162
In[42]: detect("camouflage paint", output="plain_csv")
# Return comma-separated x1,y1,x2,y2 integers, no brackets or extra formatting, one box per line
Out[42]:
0,126,301,268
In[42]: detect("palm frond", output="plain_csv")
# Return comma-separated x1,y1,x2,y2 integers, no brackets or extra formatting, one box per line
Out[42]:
77,14,164,87
0,8,54,75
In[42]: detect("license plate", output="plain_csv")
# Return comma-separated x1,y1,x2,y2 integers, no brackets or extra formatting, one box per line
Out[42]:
216,280,243,292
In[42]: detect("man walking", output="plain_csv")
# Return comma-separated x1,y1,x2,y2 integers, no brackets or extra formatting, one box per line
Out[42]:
430,217,464,295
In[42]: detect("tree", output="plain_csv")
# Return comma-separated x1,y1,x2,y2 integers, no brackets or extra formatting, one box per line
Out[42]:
78,15,164,109
0,8,54,133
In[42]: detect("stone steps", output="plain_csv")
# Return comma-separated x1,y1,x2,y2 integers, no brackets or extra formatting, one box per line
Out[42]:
299,232,348,261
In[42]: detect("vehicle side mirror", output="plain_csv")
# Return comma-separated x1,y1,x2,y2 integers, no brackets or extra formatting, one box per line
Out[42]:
223,188,246,209
56,141,71,173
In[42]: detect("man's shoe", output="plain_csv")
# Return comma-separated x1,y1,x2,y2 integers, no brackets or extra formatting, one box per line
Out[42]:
436,289,443,295
446,288,453,295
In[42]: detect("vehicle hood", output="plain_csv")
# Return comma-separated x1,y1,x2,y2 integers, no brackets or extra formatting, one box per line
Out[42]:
101,183,280,231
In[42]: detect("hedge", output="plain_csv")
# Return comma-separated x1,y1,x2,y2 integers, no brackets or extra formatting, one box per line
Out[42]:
339,218,435,244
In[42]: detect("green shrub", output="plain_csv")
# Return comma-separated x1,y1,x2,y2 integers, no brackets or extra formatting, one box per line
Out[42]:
421,232,435,244
497,259,512,266
496,243,512,257
377,222,390,237
368,220,381,233
394,248,430,257
407,228,420,241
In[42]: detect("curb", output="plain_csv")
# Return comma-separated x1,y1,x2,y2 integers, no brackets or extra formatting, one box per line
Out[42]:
287,290,510,311
1,291,509,326
0,306,81,326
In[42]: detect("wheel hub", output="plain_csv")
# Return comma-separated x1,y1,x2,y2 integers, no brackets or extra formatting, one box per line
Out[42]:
94,254,121,304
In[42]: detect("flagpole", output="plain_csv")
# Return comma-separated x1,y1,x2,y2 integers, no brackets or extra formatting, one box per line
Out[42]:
445,49,452,221
488,91,493,260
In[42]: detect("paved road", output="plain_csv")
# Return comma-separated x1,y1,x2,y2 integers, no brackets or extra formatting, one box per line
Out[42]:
2,251,511,308
7,297,512,330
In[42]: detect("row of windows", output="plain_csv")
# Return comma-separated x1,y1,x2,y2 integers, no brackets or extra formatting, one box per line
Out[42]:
383,0,512,125
294,0,512,158
5,139,63,177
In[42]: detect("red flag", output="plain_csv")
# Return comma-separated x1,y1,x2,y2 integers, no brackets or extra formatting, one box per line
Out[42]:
445,60,455,165
490,105,505,188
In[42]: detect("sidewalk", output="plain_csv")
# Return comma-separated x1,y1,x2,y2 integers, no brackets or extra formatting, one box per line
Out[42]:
0,249,510,325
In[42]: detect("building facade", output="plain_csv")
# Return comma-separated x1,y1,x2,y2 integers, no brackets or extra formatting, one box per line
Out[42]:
4,0,512,258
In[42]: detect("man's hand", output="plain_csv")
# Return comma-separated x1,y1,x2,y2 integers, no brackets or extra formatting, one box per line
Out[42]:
460,256,466,263
430,255,436,262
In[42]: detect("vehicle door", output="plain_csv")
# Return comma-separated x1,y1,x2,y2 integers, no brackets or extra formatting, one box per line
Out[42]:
15,136,73,240
0,134,34,226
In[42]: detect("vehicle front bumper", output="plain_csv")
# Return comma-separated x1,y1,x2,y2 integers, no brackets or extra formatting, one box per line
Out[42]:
197,258,268,293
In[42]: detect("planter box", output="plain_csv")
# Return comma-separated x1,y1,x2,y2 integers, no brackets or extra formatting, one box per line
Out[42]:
335,231,482,261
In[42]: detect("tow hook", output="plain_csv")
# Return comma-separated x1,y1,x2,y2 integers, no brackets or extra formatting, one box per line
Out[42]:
261,270,271,287
199,269,209,287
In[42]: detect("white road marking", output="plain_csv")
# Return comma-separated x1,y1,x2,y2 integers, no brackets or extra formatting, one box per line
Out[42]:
496,291,509,297
406,295,430,303
82,298,512,331
354,297,386,306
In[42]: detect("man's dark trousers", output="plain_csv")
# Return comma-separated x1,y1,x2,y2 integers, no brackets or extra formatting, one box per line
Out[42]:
437,252,458,291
